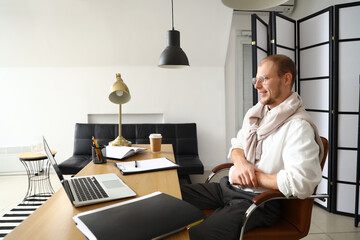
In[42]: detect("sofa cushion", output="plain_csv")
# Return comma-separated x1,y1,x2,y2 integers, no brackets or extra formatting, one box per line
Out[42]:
58,155,92,175
175,155,204,175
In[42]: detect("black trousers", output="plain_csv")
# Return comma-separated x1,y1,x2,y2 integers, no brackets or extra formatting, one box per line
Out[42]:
181,177,281,240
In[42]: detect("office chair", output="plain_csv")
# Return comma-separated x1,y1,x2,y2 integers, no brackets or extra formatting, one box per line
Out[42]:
203,137,329,240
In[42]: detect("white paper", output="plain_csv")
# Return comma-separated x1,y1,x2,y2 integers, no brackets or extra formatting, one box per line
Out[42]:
115,157,178,174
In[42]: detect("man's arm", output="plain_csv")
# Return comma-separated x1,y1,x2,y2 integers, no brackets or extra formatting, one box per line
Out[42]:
255,171,278,190
277,120,322,198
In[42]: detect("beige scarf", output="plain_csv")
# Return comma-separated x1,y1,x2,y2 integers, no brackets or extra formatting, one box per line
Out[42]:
244,92,324,164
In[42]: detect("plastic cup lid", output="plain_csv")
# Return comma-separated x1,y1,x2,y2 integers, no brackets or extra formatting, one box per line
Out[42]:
149,133,162,138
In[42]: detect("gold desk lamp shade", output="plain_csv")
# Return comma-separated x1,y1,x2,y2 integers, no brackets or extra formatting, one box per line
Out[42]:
108,73,132,146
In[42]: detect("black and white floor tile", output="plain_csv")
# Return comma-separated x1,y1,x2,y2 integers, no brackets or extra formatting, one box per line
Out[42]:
0,197,50,239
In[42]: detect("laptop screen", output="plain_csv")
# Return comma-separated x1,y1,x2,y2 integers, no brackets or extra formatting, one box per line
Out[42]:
43,137,65,183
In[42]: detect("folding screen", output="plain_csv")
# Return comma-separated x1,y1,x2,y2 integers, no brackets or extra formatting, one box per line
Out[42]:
297,7,333,210
251,14,269,105
334,2,360,222
250,1,360,221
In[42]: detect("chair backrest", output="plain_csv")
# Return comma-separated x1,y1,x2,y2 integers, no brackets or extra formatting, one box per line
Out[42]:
250,137,329,240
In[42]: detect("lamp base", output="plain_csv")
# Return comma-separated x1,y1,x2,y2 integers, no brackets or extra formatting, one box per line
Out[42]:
109,136,132,147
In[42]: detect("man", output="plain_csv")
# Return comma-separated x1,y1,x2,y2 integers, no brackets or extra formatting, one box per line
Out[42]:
181,54,324,240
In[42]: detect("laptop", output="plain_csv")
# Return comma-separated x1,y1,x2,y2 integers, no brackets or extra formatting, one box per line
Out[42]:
43,137,136,207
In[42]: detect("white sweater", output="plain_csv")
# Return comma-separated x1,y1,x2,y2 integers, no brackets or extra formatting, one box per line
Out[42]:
228,108,322,199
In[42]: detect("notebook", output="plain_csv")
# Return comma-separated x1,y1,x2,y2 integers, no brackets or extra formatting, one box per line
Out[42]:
105,146,147,160
73,191,205,240
43,137,136,207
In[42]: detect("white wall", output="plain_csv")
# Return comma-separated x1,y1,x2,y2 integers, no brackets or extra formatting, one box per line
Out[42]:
0,0,233,172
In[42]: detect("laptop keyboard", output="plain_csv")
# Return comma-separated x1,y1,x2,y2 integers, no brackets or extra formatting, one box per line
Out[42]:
71,177,109,202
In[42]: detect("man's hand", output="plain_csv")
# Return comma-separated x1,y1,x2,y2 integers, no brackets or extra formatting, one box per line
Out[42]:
231,161,260,188
230,148,261,188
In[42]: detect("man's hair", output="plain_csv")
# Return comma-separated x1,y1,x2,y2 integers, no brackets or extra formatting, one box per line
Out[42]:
260,54,297,88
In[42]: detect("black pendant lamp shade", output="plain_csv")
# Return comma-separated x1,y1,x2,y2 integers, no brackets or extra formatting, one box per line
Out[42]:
158,0,189,68
158,30,189,68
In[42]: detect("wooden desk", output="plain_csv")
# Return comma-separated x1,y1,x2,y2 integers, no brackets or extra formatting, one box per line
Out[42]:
6,144,189,240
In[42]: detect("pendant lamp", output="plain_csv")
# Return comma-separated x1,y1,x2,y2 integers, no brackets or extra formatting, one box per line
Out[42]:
221,0,288,10
158,0,189,68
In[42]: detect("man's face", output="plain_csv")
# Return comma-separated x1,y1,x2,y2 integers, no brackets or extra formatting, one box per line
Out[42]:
254,60,291,110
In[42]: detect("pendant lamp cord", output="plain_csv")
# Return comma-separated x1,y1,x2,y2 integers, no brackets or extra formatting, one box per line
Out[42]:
171,0,174,30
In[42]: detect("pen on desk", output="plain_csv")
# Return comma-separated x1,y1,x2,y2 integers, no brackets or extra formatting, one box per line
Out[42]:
135,161,138,168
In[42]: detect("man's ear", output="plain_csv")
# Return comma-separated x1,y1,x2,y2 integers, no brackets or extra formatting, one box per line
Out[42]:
283,73,292,87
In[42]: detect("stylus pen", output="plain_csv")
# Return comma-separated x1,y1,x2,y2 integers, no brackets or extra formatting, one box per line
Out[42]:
135,161,138,168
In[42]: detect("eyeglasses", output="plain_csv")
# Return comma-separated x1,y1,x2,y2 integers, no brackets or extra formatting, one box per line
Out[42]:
252,76,269,85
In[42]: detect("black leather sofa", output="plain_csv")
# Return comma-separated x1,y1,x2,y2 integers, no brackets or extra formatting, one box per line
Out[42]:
58,123,204,183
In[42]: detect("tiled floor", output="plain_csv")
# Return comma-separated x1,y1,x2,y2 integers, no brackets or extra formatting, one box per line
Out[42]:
1,173,360,239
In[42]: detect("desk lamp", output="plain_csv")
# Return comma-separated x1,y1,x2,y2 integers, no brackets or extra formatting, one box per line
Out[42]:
108,73,132,146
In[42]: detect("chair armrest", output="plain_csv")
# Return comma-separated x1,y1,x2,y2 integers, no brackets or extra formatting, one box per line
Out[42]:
252,190,286,206
240,190,286,240
212,163,234,173
205,163,234,183
252,190,329,206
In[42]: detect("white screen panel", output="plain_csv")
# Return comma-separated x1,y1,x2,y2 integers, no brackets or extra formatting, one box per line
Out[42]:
276,47,295,62
338,41,360,112
276,16,295,48
300,79,329,110
337,150,357,182
299,44,329,79
338,5,360,39
299,11,329,48
336,183,360,214
307,112,329,141
257,50,268,66
338,114,358,148
315,178,328,207
257,20,268,51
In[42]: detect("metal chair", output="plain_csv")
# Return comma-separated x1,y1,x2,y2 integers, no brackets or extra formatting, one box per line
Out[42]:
203,137,329,240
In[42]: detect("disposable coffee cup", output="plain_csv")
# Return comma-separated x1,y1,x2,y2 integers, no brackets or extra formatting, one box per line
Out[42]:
149,133,162,152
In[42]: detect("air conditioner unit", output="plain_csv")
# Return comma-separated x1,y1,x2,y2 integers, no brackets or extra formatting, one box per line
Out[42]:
264,0,295,15
230,0,296,16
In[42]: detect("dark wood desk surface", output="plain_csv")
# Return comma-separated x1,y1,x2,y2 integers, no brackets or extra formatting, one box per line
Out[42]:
5,144,189,240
